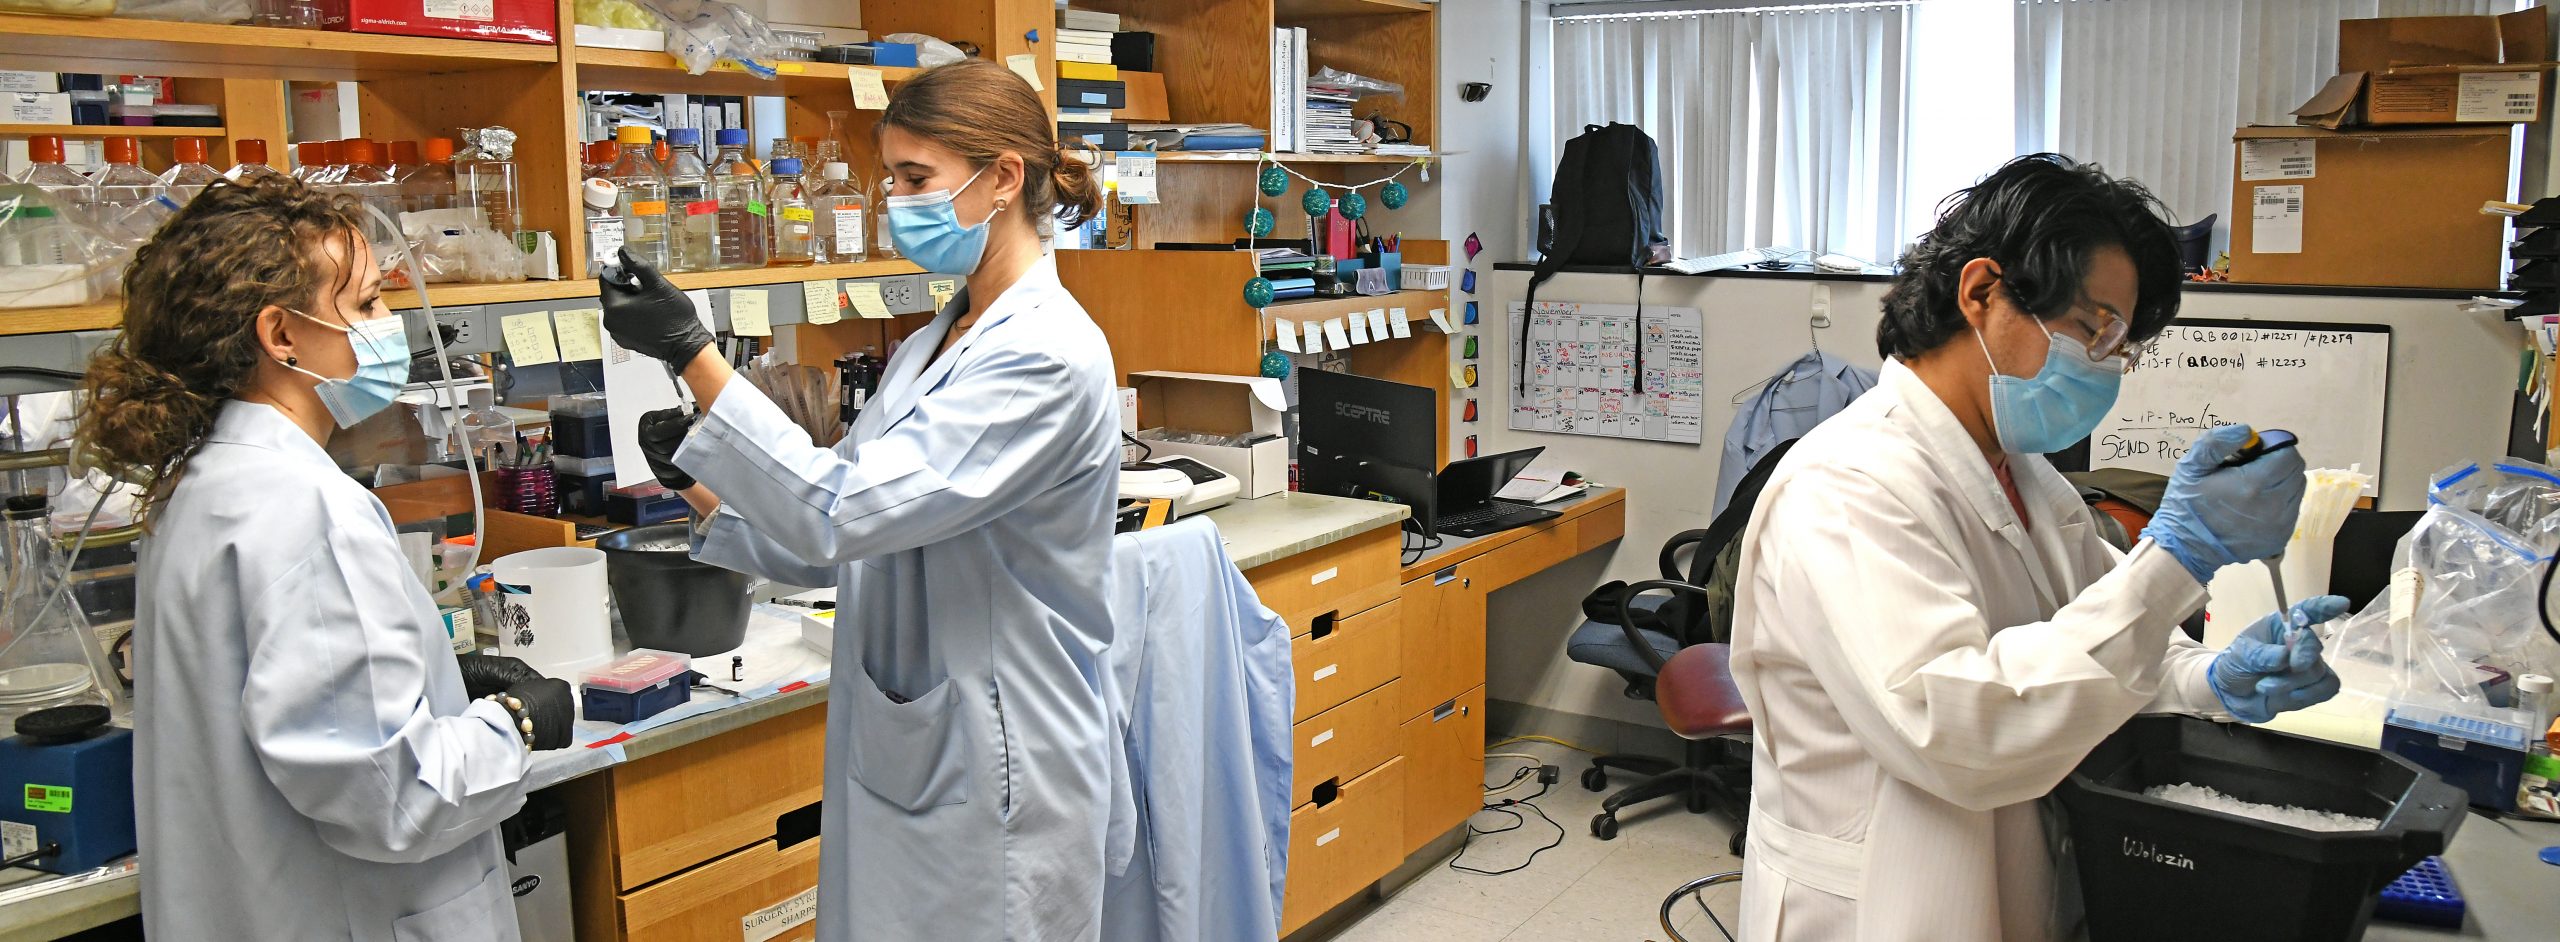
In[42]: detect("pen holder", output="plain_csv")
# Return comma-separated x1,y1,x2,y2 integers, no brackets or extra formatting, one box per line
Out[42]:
1361,249,1402,291
496,466,559,518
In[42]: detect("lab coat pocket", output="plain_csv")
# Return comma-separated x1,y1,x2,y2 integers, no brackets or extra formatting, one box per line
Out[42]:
391,864,511,942
845,659,974,812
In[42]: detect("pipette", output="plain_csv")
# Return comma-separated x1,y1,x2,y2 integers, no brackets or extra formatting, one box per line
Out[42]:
2220,429,2302,652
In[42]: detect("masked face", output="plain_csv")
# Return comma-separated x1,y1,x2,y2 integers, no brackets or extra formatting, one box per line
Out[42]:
281,309,411,427
1972,312,2126,455
885,164,998,276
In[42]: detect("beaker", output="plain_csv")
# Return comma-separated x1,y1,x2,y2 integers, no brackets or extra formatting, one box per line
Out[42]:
0,495,118,728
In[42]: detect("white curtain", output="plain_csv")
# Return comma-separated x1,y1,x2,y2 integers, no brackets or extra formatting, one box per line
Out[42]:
1552,4,1911,261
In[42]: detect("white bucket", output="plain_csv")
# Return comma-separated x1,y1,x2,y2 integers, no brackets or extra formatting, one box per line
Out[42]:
490,547,613,680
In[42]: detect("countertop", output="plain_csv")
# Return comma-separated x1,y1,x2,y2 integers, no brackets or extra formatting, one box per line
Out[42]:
0,489,1409,940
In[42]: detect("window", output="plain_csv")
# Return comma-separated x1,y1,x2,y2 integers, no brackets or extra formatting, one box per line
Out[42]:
1546,0,2525,263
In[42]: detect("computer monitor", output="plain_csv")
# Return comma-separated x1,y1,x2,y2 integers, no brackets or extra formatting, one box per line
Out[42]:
1297,369,1439,533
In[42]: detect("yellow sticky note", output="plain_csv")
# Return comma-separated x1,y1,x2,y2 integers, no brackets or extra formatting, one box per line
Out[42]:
847,281,893,319
803,280,842,325
849,67,891,110
553,309,604,362
926,278,958,309
729,289,771,337
1451,363,1477,389
500,312,560,366
1006,53,1045,91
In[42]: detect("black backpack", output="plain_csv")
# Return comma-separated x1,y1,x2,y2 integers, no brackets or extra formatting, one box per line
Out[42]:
1523,122,1671,392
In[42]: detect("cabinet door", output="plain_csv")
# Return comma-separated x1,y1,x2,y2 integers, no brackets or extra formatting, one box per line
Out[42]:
1399,684,1487,855
1397,559,1488,720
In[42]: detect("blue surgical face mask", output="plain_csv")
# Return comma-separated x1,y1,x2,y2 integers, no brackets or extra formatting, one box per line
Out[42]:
1973,317,2124,455
886,166,999,276
282,309,410,427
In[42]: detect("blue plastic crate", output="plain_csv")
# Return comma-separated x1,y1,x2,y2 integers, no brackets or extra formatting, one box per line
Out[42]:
2374,856,2465,929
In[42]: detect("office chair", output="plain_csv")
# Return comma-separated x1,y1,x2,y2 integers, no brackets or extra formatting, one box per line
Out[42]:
1653,646,1753,941
1564,440,1792,848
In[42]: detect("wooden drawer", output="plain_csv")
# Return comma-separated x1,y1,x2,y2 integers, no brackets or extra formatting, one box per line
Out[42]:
1291,679,1403,807
608,703,827,889
1246,525,1400,637
1280,756,1408,936
1397,557,1488,719
1400,684,1487,855
1291,599,1402,722
618,837,821,942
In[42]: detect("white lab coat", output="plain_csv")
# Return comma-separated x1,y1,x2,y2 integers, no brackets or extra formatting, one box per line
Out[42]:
679,254,1121,941
1730,360,2229,941
134,401,529,941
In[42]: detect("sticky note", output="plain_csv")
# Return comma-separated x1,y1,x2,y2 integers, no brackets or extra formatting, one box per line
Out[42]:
1347,314,1371,345
848,67,891,110
1388,308,1411,339
499,311,560,366
1006,53,1044,91
1324,318,1352,349
803,280,843,325
728,289,771,336
1303,320,1325,353
1451,363,1477,389
846,281,893,319
1464,300,1479,325
553,309,604,361
1427,308,1453,333
1276,318,1301,353
1365,308,1391,340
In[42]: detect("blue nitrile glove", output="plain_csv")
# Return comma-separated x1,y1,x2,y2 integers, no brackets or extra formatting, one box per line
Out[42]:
2142,424,2308,584
2209,595,2350,724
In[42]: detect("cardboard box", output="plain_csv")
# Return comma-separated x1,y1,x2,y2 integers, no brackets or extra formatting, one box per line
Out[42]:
0,71,57,95
2294,7,2551,127
316,0,557,45
1132,370,1288,499
2227,125,2511,290
6,93,70,125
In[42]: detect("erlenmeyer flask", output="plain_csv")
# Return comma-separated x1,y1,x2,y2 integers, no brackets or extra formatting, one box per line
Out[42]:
0,495,119,728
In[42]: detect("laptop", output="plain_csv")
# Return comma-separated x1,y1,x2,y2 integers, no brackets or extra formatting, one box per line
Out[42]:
1434,447,1563,538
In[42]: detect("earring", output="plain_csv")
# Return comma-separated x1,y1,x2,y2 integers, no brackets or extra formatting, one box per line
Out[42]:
995,198,1010,212
285,356,298,366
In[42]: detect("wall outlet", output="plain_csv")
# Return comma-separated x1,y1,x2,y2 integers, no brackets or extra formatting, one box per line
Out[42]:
878,274,924,314
430,305,494,355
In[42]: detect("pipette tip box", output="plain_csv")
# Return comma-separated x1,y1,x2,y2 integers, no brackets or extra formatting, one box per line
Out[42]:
580,649,696,724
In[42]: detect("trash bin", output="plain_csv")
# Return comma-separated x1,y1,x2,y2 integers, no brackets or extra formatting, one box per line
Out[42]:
2055,716,2469,942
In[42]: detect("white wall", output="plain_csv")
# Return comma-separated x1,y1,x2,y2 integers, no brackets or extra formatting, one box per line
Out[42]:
1476,268,2529,727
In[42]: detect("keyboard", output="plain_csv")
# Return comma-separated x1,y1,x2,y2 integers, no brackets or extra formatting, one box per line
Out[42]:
1437,501,1559,536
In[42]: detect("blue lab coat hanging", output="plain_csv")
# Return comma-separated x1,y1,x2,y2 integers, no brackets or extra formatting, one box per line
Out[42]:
680,254,1123,941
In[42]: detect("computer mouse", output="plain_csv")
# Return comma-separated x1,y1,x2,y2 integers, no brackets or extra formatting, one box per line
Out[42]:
1813,253,1866,273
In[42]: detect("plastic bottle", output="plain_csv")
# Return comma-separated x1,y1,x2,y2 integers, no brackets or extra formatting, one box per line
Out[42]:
454,127,522,236
290,141,327,182
2522,674,2555,756
581,177,622,277
331,139,402,223
225,139,282,182
766,159,817,266
309,140,347,186
18,136,91,200
710,128,766,270
872,174,902,259
815,162,866,265
663,128,716,273
610,125,670,270
582,141,616,180
408,138,458,213
251,0,323,29
158,138,225,206
0,496,119,728
87,137,166,247
459,385,519,468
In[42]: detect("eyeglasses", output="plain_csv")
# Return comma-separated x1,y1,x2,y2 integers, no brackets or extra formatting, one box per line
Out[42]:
2053,301,2143,373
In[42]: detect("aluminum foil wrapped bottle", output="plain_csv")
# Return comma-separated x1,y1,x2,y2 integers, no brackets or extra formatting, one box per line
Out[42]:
455,126,522,236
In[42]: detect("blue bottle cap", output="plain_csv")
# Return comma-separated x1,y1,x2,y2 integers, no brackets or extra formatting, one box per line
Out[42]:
667,127,700,146
771,158,803,175
716,128,748,147
2541,846,2560,867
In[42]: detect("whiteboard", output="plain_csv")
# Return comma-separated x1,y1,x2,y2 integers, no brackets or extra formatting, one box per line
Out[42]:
1506,300,1707,444
2091,318,2390,494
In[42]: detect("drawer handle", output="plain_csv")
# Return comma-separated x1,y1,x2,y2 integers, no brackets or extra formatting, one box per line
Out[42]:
776,800,822,851
1311,664,1338,682
1310,728,1335,747
1311,566,1339,586
1309,610,1339,639
1315,827,1342,847
1432,699,1458,722
1311,779,1340,806
1434,565,1458,586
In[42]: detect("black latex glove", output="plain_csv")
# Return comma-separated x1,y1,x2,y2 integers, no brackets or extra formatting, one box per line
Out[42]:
455,652,543,702
508,676,576,750
599,248,714,366
638,407,699,491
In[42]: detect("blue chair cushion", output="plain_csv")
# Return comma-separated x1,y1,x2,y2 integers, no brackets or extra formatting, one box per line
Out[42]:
1567,596,1683,680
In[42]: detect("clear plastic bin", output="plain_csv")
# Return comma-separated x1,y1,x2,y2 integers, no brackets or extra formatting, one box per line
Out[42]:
0,0,116,16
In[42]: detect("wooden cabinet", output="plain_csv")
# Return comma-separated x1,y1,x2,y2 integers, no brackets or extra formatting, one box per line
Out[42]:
1399,685,1486,855
1396,556,1489,720
1279,757,1408,935
1290,599,1402,721
618,837,821,942
1246,525,1401,637
1291,679,1405,808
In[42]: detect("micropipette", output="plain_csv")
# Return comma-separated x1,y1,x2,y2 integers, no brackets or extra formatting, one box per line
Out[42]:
2220,429,2302,652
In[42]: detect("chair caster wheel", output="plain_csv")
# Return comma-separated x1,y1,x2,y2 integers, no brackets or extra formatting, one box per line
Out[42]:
1581,766,1609,792
1730,828,1747,858
1591,813,1620,841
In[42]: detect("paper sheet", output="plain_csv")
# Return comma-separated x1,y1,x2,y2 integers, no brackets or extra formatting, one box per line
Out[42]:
604,293,715,487
1506,299,1708,444
1427,308,1453,333
1365,308,1390,340
553,309,604,361
2252,185,2304,255
847,281,892,318
1388,307,1411,339
1006,54,1045,91
728,289,772,336
1323,318,1351,349
803,279,842,325
1275,318,1300,352
848,67,891,110
1303,320,1325,353
1346,313,1371,345
1115,152,1156,204
500,311,560,366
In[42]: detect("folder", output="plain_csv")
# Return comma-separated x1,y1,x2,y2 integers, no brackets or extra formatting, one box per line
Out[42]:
1060,61,1120,81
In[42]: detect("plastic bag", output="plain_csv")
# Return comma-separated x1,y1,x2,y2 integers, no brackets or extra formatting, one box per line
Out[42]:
2428,460,2560,554
574,0,655,29
112,0,253,22
399,208,527,285
883,32,967,69
1308,66,1404,98
2328,462,2560,714
0,184,122,309
627,0,782,77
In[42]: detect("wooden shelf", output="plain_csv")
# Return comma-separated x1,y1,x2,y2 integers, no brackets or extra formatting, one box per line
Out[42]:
0,14,556,80
574,48,919,99
1265,289,1446,325
1275,0,1435,19
1153,151,1436,165
0,125,228,139
0,303,119,337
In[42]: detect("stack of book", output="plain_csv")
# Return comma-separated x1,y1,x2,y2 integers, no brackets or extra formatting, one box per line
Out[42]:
1303,78,1362,155
1256,247,1318,301
1057,8,1128,149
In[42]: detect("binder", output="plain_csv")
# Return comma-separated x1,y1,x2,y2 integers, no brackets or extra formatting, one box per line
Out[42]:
1059,61,1120,81
1269,28,1294,153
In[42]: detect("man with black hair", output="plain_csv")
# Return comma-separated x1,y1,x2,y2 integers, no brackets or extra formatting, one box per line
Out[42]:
1726,155,2349,940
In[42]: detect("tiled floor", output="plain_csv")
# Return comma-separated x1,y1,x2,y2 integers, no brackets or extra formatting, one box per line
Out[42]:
1319,743,1746,942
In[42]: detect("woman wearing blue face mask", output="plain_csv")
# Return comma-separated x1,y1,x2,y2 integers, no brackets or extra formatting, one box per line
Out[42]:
598,58,1117,940
1725,156,2344,941
76,175,570,941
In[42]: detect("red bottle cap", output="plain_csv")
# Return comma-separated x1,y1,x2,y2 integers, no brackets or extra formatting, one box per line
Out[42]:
320,140,344,165
104,137,139,166
424,137,456,162
295,140,323,168
344,139,378,167
236,139,268,165
174,138,208,164
27,135,64,164
391,140,421,166
654,140,670,163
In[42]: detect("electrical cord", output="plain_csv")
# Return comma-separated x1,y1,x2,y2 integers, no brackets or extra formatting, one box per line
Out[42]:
1121,430,1152,462
1488,734,1606,755
1400,528,1443,566
2540,555,2560,648
1448,778,1564,877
